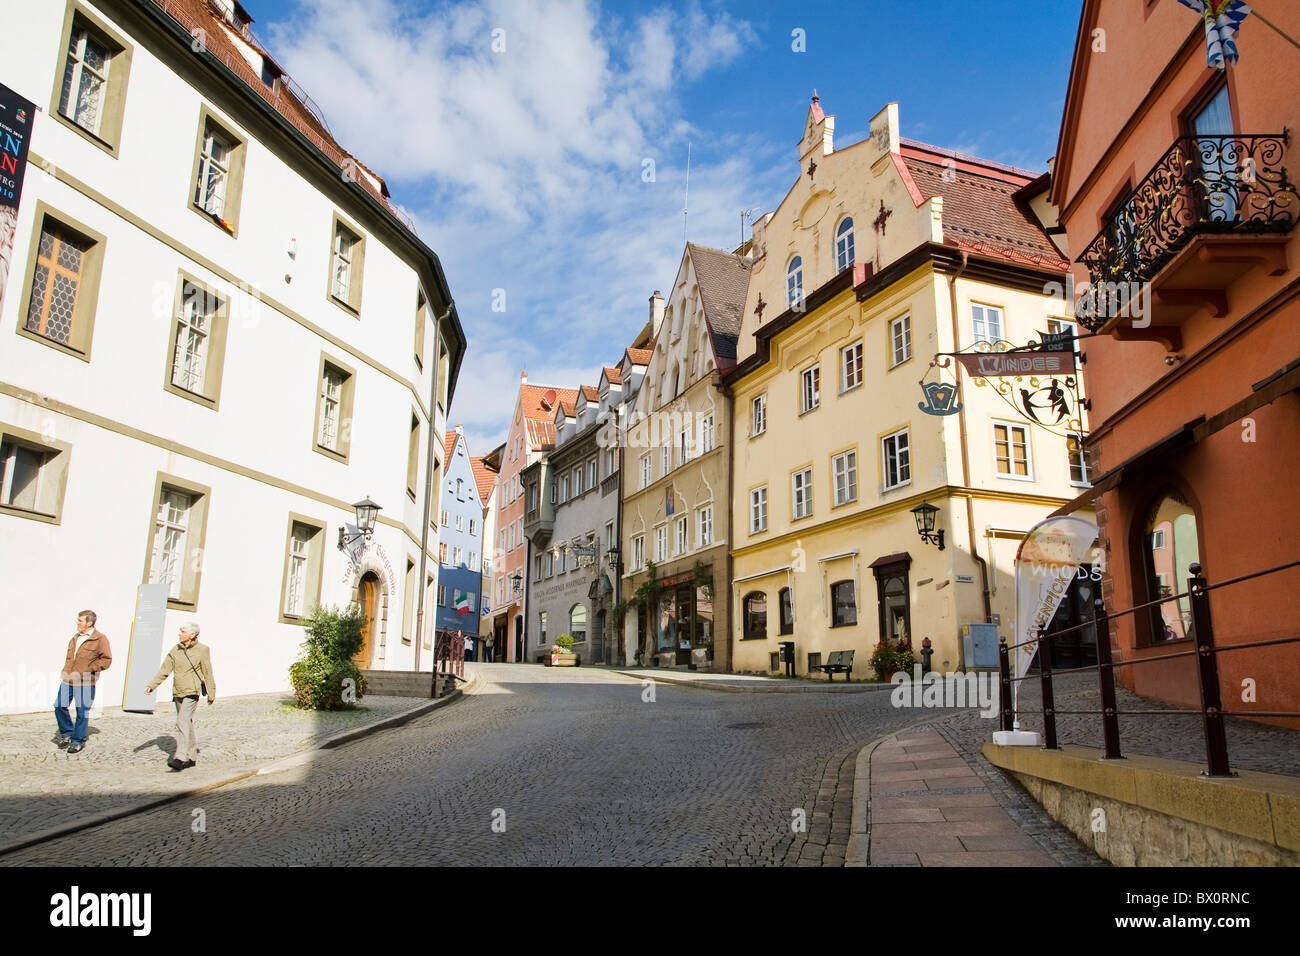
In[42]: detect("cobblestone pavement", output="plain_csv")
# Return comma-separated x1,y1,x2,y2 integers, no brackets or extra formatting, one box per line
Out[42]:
4,664,996,867
942,672,1300,777
0,693,428,847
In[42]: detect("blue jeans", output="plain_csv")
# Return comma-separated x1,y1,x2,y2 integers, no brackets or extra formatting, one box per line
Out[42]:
54,682,95,745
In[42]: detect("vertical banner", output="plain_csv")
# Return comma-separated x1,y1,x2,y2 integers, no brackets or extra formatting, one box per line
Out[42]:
122,582,169,713
1013,516,1100,682
0,83,36,315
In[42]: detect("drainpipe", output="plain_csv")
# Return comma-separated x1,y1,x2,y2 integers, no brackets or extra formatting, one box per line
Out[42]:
613,404,624,666
416,300,453,675
945,254,993,639
714,369,735,673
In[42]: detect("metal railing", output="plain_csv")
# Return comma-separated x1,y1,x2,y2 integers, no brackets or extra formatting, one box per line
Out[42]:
1075,133,1297,330
998,559,1300,776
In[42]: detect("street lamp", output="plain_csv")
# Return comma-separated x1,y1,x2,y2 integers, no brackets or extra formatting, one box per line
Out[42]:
338,496,382,551
910,501,945,551
511,571,523,595
606,544,622,575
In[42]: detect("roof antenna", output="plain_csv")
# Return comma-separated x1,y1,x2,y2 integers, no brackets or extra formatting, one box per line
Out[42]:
740,208,753,250
683,142,691,244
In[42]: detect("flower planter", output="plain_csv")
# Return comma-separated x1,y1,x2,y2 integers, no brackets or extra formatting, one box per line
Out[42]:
547,651,581,667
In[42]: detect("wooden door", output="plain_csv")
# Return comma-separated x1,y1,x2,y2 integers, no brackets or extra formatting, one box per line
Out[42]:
355,573,377,667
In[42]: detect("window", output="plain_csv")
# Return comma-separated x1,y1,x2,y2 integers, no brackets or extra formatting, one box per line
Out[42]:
414,292,427,368
53,9,131,154
407,413,420,498
402,558,416,645
662,445,671,476
313,355,356,462
605,522,615,550
550,478,557,504
19,209,106,360
455,514,464,531
890,314,912,367
640,454,652,489
572,466,583,496
606,448,618,475
743,592,767,640
679,429,691,464
655,526,667,562
328,216,365,313
881,428,911,490
841,341,863,392
439,542,448,562
1067,434,1092,486
750,486,768,534
163,278,229,409
588,459,597,489
800,364,820,414
1046,317,1079,370
791,467,813,520
535,555,543,579
993,421,1032,479
437,585,447,606
971,303,1004,346
697,505,713,548
0,425,71,523
832,450,858,506
779,587,793,635
1142,491,1202,643
700,415,715,453
831,580,857,627
145,475,210,609
453,546,463,566
569,604,587,644
544,550,554,576
1191,83,1239,221
675,515,688,555
835,218,855,272
189,109,246,233
456,478,464,500
469,552,478,571
786,256,803,308
538,611,549,647
632,534,645,570
280,516,325,622
751,394,766,436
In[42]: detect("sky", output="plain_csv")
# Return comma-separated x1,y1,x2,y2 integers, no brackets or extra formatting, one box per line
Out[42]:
247,0,1085,453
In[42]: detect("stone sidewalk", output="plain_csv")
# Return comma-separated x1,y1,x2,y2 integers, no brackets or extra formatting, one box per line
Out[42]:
611,666,891,693
0,692,435,852
867,726,1077,866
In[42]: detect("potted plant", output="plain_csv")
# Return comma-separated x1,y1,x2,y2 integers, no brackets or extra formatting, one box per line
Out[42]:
871,638,916,681
548,634,580,667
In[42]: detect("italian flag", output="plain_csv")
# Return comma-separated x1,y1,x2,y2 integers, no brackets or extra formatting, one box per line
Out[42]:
455,592,471,615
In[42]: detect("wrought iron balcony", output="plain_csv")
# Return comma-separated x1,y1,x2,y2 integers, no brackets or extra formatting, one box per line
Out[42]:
1076,133,1297,331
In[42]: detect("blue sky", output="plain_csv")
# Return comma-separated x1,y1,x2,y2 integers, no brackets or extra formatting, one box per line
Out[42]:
247,0,1084,452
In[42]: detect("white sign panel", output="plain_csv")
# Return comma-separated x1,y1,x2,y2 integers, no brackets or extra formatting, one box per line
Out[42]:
122,582,168,713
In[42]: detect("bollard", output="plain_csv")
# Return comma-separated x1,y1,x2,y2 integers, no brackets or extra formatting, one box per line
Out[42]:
1038,627,1059,749
998,637,1013,732
920,636,933,676
1188,563,1232,776
1092,594,1123,760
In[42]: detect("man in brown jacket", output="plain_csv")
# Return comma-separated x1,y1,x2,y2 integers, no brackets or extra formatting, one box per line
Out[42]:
146,622,215,772
54,610,112,754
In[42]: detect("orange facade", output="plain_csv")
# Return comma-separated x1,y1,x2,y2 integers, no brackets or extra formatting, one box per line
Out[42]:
1053,1,1300,725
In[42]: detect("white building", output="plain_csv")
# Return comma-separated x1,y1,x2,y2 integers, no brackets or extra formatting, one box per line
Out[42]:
0,0,465,713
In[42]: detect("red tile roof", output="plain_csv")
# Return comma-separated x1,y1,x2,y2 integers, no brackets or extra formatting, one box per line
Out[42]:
520,383,579,427
602,366,623,385
443,430,458,462
580,385,599,402
470,456,497,506
898,142,1068,271
625,348,652,366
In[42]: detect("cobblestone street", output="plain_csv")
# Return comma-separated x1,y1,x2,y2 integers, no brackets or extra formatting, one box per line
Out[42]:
1,664,1106,866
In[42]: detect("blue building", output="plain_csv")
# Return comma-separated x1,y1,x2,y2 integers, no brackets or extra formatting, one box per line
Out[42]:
437,426,486,656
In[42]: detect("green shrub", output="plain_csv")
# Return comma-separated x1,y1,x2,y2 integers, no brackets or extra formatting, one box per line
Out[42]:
555,633,575,651
289,604,368,710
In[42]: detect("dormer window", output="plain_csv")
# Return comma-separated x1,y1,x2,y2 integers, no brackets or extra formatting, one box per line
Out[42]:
835,218,855,272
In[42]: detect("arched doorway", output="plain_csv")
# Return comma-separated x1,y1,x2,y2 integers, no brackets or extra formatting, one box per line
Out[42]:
355,572,379,667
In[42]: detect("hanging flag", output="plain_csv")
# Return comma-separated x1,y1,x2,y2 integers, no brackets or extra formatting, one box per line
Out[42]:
1178,0,1252,70
454,591,471,615
1012,516,1100,684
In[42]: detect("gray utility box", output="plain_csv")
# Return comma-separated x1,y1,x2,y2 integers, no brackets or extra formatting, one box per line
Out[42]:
962,623,1000,670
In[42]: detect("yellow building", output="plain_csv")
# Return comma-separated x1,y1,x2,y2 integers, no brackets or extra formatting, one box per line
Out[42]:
726,96,1094,677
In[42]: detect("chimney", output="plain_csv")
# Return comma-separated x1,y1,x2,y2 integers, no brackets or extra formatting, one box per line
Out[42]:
456,423,465,435
649,291,665,335
521,370,528,385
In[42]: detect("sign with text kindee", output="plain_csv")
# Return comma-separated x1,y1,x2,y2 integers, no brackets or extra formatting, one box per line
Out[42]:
0,82,35,316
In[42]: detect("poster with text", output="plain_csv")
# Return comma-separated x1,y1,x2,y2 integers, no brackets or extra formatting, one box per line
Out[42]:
0,83,35,317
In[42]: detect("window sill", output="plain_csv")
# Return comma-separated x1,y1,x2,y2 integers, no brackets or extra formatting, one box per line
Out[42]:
739,635,768,641
830,621,859,629
190,202,237,237
16,326,92,364
0,502,61,525
50,109,118,157
278,612,309,627
839,382,863,396
798,405,820,418
888,356,913,371
749,430,766,440
313,443,350,465
995,472,1037,482
881,481,911,494
832,497,858,510
329,293,361,318
791,512,813,524
1070,480,1094,489
163,380,220,411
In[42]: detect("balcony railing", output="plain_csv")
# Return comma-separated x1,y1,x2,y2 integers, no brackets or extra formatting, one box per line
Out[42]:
1076,133,1297,330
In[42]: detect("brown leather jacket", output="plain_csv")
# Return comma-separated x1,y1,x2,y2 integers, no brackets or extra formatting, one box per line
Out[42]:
61,630,112,686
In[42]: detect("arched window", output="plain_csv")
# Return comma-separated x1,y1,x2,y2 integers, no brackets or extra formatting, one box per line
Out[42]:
831,580,857,627
743,591,767,640
1141,490,1201,643
778,587,793,635
835,218,854,272
786,256,803,308
569,603,588,643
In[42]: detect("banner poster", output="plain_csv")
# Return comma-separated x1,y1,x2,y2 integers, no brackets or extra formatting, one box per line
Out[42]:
123,582,169,714
1012,516,1100,684
0,83,36,317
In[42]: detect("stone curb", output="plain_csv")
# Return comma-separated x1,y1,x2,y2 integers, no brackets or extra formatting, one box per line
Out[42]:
0,676,474,859
612,669,895,694
845,736,884,867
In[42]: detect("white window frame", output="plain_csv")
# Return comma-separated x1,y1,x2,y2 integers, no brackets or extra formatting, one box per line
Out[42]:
971,303,1005,347
318,366,344,452
750,486,768,535
330,224,358,304
662,445,671,476
675,515,688,555
640,454,652,489
60,27,110,136
151,488,192,601
786,255,803,308
890,314,912,367
800,364,820,414
700,415,715,453
992,419,1034,481
655,526,667,563
1067,432,1092,487
791,467,813,520
835,217,854,272
832,450,858,507
633,534,645,570
751,394,766,436
697,505,713,548
171,283,213,395
841,341,863,393
881,428,912,491
194,123,232,216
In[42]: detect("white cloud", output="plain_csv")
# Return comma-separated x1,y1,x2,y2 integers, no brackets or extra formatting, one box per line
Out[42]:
264,0,775,451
